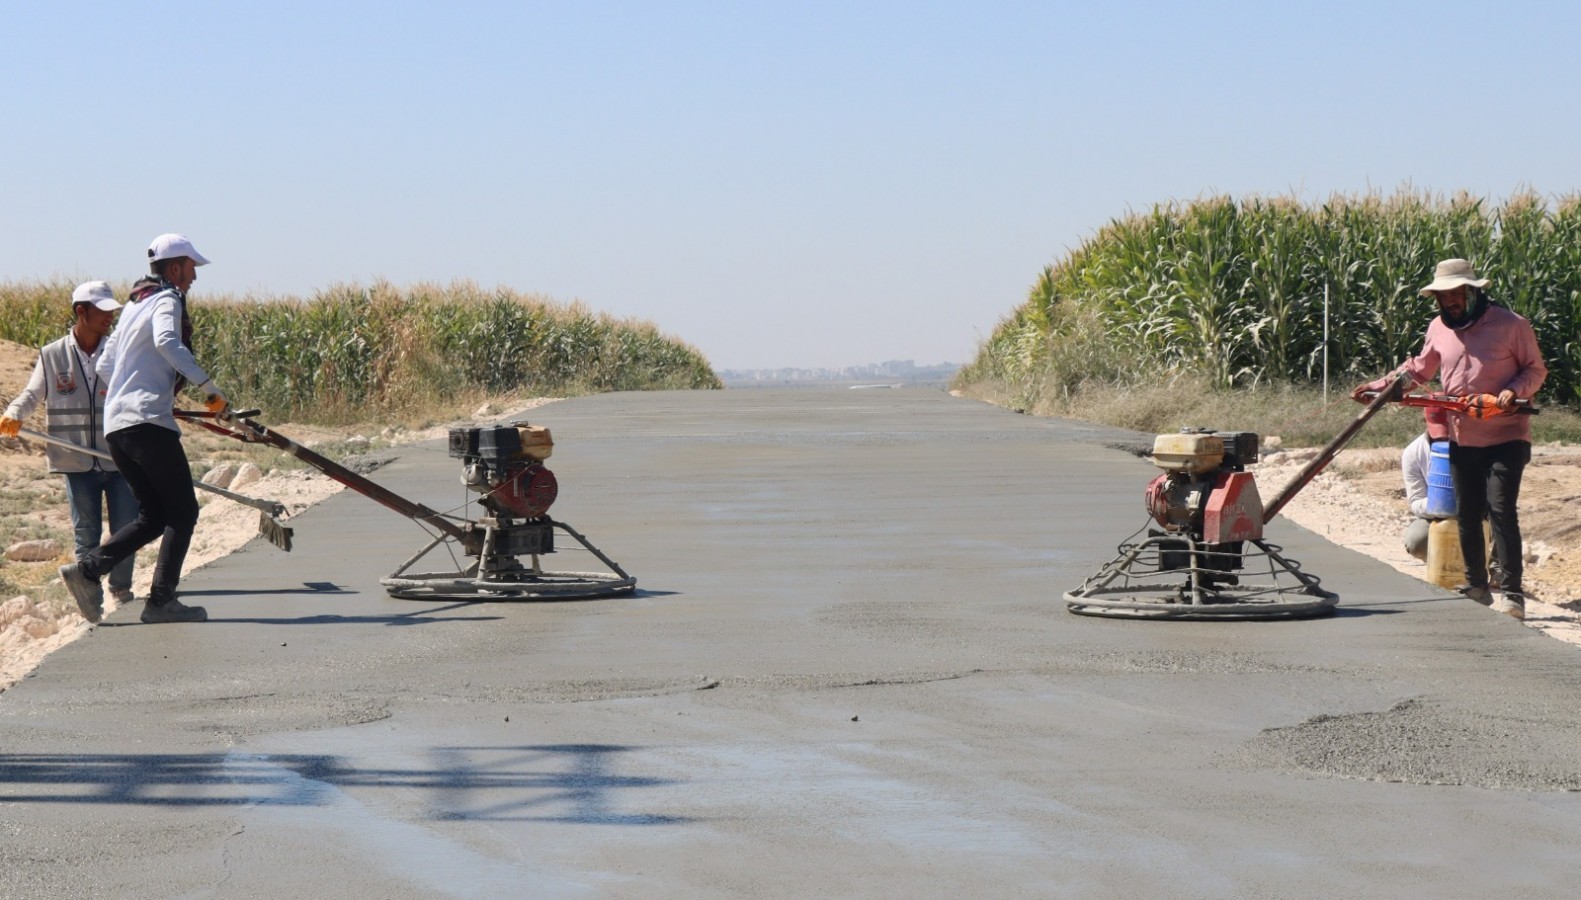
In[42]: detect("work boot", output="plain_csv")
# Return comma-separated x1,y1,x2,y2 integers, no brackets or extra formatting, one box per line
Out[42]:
59,562,104,624
1493,591,1526,621
140,597,208,624
1456,584,1493,606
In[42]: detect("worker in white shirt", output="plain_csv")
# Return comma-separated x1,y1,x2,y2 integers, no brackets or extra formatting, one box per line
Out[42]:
58,234,230,625
1401,405,1451,560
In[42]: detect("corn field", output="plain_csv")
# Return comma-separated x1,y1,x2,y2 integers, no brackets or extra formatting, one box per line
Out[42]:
0,280,720,420
959,191,1581,408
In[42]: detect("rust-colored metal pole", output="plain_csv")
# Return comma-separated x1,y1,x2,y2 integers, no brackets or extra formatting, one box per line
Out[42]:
1262,373,1410,525
181,411,473,544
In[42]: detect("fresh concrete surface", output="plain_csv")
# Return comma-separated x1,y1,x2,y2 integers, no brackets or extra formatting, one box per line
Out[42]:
3,388,1580,898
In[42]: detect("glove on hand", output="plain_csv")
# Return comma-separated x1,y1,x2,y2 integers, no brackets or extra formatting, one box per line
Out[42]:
202,384,230,419
0,415,20,438
1464,394,1508,419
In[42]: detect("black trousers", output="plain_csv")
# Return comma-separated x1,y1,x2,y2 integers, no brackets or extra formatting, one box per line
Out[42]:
84,423,200,602
1449,439,1530,592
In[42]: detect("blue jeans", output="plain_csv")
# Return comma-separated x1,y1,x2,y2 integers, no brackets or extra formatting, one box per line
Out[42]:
64,469,139,592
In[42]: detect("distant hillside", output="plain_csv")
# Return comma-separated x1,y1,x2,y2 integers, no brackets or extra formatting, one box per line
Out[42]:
719,360,960,388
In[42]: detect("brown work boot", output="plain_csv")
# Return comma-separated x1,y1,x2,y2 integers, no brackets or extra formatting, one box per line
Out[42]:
1456,584,1493,607
141,597,208,624
59,563,104,624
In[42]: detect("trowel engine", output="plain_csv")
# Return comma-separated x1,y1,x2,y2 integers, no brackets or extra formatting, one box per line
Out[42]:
1143,429,1263,575
452,423,559,520
1063,422,1335,620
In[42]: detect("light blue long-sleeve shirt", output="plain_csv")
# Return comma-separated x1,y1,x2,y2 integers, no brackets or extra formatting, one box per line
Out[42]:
96,287,212,435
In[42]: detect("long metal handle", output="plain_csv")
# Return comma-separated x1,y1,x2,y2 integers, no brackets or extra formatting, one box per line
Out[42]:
179,412,473,545
1261,372,1409,525
18,427,284,515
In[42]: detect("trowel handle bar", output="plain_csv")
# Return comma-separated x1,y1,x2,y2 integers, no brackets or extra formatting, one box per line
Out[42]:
1263,373,1408,525
1360,393,1539,415
175,409,473,544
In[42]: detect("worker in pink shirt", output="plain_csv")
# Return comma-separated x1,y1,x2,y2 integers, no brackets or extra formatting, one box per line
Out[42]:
1353,258,1547,619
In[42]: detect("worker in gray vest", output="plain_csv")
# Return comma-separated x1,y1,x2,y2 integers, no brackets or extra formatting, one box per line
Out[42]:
1,281,140,607
58,234,229,625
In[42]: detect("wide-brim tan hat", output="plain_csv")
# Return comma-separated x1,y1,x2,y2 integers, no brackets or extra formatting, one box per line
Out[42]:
1419,258,1490,296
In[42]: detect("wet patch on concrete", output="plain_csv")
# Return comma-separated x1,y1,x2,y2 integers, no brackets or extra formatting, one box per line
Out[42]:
727,670,988,691
171,693,392,737
1235,697,1581,791
1053,649,1335,676
412,674,722,704
815,601,976,639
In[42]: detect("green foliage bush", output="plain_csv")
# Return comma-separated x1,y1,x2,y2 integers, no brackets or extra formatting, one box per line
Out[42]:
0,279,720,421
960,191,1581,411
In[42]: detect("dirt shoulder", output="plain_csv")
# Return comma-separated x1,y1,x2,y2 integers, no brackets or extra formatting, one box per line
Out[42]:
1252,442,1581,646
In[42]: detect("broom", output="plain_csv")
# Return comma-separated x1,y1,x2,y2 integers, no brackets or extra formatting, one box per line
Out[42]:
16,427,293,552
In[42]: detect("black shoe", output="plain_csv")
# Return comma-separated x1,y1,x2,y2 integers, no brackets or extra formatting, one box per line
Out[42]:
1456,584,1493,606
59,563,105,623
140,597,208,624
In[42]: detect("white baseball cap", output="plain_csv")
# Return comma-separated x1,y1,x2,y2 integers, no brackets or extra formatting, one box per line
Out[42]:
147,233,211,266
70,280,122,312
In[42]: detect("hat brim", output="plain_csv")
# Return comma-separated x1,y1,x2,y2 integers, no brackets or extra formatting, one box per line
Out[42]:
75,298,123,312
1419,275,1490,296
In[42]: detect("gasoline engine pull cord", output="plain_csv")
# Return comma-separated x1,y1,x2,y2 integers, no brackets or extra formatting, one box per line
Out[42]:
1261,372,1410,525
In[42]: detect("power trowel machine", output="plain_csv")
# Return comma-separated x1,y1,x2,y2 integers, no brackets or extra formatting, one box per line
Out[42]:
1065,375,1383,619
181,410,635,601
1064,375,1541,619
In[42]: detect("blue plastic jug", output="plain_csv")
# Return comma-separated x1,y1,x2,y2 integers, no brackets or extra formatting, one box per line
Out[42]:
1424,440,1456,518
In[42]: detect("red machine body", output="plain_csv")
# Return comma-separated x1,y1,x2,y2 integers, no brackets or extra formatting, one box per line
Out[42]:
493,462,558,518
1145,470,1264,542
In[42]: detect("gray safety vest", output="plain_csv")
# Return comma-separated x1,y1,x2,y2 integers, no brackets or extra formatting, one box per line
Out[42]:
35,334,115,474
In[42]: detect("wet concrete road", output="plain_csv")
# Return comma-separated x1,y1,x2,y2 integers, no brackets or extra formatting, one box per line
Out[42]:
4,389,1581,898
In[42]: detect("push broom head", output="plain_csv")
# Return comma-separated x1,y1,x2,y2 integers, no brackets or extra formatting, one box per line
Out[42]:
257,505,294,552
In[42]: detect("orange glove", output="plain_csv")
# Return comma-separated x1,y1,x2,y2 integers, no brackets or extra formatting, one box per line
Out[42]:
1463,394,1507,419
0,414,20,438
200,382,230,418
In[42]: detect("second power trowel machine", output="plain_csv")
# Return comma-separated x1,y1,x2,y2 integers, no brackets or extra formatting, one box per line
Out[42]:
182,409,635,601
1065,375,1449,620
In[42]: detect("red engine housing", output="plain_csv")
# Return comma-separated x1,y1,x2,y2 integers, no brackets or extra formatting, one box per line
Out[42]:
1144,470,1263,542
493,463,558,518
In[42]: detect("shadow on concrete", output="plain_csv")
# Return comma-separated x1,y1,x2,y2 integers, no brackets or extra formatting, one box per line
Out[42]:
181,582,355,597
101,600,503,628
1336,596,1457,610
1329,606,1407,618
0,744,689,824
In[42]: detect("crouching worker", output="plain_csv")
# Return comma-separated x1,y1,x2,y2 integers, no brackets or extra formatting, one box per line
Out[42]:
1401,405,1451,561
58,234,230,625
1,281,140,607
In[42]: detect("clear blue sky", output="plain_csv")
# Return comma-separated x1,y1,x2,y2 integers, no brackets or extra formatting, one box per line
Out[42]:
3,1,1578,370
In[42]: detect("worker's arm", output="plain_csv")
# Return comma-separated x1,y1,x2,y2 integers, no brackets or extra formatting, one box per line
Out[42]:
1401,435,1430,517
1353,333,1441,403
0,355,47,434
150,295,213,390
1500,319,1548,410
